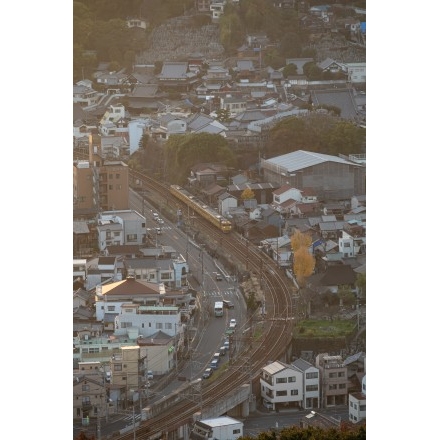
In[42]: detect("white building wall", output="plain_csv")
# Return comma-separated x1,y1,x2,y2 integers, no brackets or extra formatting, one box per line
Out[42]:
261,368,303,407
115,311,181,338
128,119,149,156
303,366,320,408
348,393,366,423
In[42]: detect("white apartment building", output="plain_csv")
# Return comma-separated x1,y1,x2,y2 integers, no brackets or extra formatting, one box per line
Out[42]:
260,361,303,410
96,210,146,251
292,358,320,409
349,375,366,423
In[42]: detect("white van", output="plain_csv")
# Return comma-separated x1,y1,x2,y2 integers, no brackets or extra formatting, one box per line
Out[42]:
263,399,274,410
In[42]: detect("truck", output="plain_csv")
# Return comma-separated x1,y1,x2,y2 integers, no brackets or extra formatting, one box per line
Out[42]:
214,301,224,317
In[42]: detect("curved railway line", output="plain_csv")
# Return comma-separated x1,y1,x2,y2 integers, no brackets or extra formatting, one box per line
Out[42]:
120,169,298,439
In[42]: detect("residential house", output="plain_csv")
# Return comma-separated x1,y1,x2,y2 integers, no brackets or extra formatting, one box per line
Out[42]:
318,58,346,75
156,61,198,92
338,222,366,258
292,358,320,409
316,353,349,407
218,192,237,217
96,210,146,252
235,60,256,81
189,163,229,188
348,375,366,424
73,221,95,257
260,361,304,410
210,1,226,22
227,182,279,205
73,84,100,107
260,150,366,200
95,70,129,91
126,17,148,29
122,255,189,288
346,63,366,84
73,367,109,419
85,256,122,290
220,95,247,116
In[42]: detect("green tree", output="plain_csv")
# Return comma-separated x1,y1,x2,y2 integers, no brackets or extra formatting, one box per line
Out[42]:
164,133,237,185
283,63,298,78
303,61,323,80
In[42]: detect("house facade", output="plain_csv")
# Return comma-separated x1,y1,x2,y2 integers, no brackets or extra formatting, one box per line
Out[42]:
260,361,304,410
292,358,320,409
96,210,146,252
316,354,349,407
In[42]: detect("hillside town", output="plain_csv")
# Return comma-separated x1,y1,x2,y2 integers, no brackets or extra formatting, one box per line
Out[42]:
73,2,366,439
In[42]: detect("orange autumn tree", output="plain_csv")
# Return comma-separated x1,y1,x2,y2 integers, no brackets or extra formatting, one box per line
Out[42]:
291,231,315,286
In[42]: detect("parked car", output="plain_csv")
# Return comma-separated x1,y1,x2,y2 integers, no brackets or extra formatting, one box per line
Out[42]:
147,370,154,380
202,368,213,379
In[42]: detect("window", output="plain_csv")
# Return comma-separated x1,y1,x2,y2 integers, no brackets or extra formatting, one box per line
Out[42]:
276,390,287,396
82,397,91,405
121,322,132,328
350,401,353,407
109,185,113,190
156,323,163,329
306,384,318,392
82,385,90,391
108,306,115,312
276,377,287,384
106,230,112,239
127,234,137,242
114,364,122,371
354,403,357,409
339,383,346,389
116,184,122,190
116,174,120,179
165,323,172,330
306,372,318,379
233,429,241,435
161,272,171,280
109,174,113,179
114,232,120,237
329,372,337,378
291,389,298,395
89,347,99,353
338,372,345,377
329,384,337,390
288,376,296,383
125,309,133,313
360,405,366,411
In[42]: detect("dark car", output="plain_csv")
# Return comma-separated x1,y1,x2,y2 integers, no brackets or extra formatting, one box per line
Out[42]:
223,300,234,309
202,368,213,379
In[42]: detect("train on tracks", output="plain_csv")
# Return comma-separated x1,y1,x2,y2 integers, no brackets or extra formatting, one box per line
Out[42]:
169,184,232,233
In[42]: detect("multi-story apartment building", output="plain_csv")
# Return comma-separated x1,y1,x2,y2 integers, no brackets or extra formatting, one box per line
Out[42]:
292,358,320,409
260,361,303,411
349,375,366,423
316,353,349,407
73,159,130,214
73,361,110,420
96,210,146,252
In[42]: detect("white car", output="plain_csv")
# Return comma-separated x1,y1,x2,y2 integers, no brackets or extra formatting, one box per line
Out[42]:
229,318,236,326
157,218,164,225
147,370,154,380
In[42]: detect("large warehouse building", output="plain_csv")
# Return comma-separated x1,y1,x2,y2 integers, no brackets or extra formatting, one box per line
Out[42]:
260,150,365,200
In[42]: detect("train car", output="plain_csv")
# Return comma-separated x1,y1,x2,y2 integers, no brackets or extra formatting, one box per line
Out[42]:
169,185,232,233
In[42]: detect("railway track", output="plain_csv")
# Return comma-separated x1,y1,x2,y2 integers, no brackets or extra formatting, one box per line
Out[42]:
121,169,297,439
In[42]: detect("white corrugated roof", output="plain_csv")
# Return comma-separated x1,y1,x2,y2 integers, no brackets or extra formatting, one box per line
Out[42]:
264,150,357,173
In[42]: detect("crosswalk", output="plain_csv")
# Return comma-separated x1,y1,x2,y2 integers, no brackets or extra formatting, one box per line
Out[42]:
123,413,141,422
203,290,237,297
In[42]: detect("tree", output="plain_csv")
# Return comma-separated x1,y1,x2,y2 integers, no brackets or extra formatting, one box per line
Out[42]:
291,230,312,252
337,285,356,307
241,188,255,200
293,246,315,286
283,63,298,78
